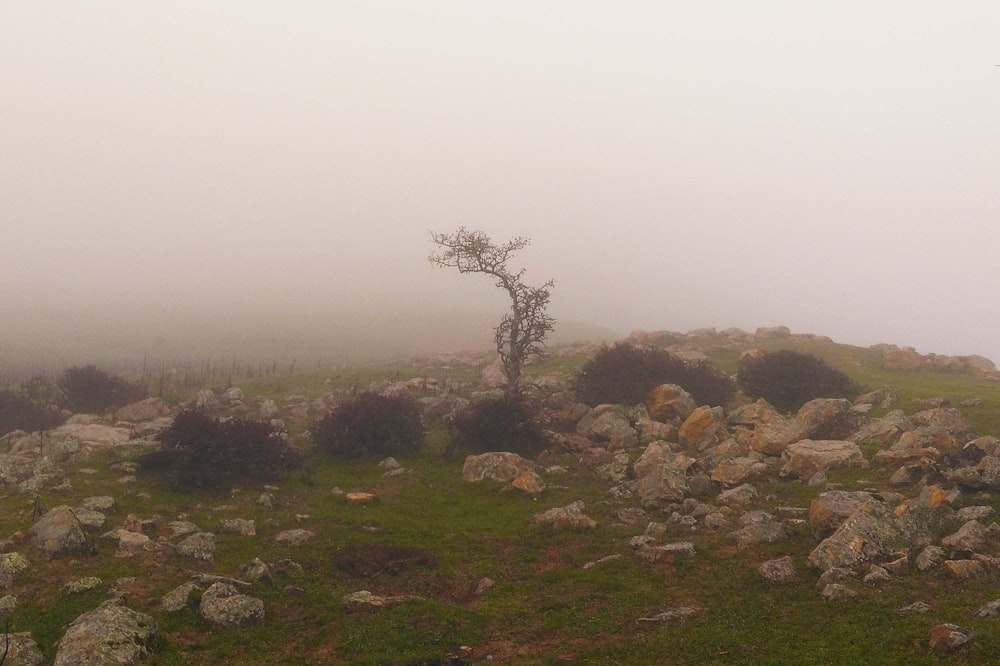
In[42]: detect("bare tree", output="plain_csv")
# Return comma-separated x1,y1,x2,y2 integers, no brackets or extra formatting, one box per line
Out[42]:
429,227,555,393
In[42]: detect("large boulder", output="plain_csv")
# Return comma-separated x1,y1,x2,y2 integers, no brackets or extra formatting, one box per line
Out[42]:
53,601,157,665
910,408,972,439
751,416,807,456
794,398,857,439
462,452,536,484
578,407,637,448
780,440,868,480
28,506,91,557
633,442,696,508
645,385,695,424
678,406,727,450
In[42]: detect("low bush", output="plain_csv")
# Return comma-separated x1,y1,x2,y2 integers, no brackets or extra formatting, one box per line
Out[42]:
574,343,735,407
737,349,859,412
310,392,426,459
0,376,66,435
449,393,549,457
58,365,144,414
141,409,300,490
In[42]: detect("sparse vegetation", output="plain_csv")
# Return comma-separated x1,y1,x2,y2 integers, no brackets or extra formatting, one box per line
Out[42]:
448,393,550,457
430,227,555,394
574,342,735,407
738,348,859,412
310,391,426,459
140,409,301,490
58,365,144,414
0,376,65,435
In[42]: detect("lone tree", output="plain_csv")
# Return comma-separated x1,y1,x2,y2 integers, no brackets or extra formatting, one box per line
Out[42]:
429,227,555,393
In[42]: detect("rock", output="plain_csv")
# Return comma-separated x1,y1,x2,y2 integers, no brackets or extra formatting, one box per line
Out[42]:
808,500,951,572
222,387,245,403
941,559,985,579
510,470,546,496
28,506,91,557
875,428,950,466
342,590,415,607
752,417,807,456
710,456,769,485
257,399,279,420
49,423,133,449
636,606,702,624
758,556,798,583
728,522,789,549
0,632,45,665
898,601,932,614
949,455,1000,490
915,545,948,571
941,520,997,553
199,582,264,628
462,452,537,484
645,384,695,423
849,418,905,448
175,532,215,562
275,529,315,546
929,623,972,653
531,500,597,530
637,542,696,563
53,600,157,665
79,496,116,513
780,440,868,480
794,398,856,439
113,398,172,423
161,582,202,612
678,406,727,450
580,408,637,448
821,583,857,601
166,520,200,539
633,443,696,508
217,519,257,537
716,484,758,509
863,565,891,584
809,491,879,538
910,408,971,439
193,389,219,410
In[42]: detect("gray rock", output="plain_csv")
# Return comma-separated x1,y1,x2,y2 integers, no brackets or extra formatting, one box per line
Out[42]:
898,601,932,614
218,519,257,537
28,506,91,557
758,556,798,583
61,577,102,594
176,532,215,562
0,594,16,619
808,491,880,538
821,583,857,600
915,545,948,571
780,440,868,480
716,484,758,509
633,443,696,508
161,582,202,612
199,582,264,628
53,600,157,665
0,633,45,666
462,452,537,484
275,529,315,546
728,522,789,549
531,500,597,530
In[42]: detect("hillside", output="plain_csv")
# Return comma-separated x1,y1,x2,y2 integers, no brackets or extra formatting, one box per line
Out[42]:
1,327,1000,664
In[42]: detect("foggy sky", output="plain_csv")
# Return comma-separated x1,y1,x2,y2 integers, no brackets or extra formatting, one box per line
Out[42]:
4,2,1000,364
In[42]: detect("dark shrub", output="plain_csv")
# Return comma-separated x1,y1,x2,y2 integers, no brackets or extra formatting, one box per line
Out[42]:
574,343,734,407
310,392,426,459
449,393,549,457
142,409,300,490
0,376,66,435
59,365,145,414
737,349,859,413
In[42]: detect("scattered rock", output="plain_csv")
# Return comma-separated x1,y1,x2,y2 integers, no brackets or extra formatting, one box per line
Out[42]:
275,529,315,546
199,582,264,628
531,501,597,530
52,600,157,665
929,623,972,653
758,556,798,583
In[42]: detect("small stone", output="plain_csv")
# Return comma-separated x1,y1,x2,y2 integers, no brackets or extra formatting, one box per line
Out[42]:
758,556,798,584
821,583,857,600
898,601,932,614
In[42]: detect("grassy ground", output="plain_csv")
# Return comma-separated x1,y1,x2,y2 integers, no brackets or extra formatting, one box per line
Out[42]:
4,336,1000,664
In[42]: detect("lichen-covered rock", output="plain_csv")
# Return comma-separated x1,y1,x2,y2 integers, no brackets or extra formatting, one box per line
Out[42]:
809,491,880,538
794,398,856,439
53,600,157,665
175,532,215,562
929,623,972,653
218,519,257,537
275,529,315,546
199,582,264,628
510,470,546,496
678,406,727,450
2,632,45,666
531,500,597,530
758,556,798,583
462,452,537,484
113,398,172,423
633,442,696,508
780,440,867,480
28,506,91,557
161,582,202,612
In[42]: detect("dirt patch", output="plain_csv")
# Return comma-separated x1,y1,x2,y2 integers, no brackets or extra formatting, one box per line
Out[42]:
333,543,440,577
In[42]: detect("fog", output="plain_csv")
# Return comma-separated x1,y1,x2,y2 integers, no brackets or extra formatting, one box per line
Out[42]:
3,2,1000,377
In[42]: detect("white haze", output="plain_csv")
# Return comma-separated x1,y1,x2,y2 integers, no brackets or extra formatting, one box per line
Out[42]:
3,2,1000,375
